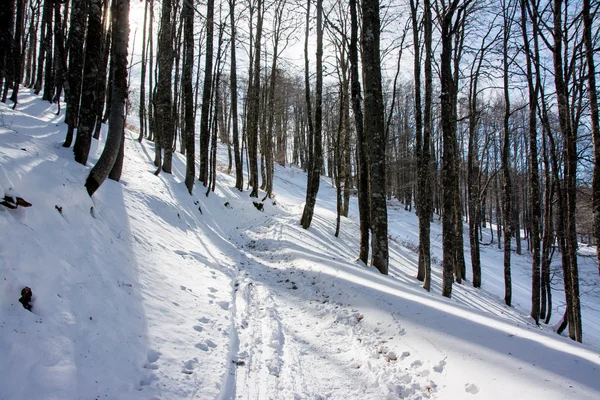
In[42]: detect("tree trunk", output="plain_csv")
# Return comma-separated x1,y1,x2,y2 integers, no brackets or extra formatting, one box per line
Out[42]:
300,0,323,229
521,0,541,323
199,0,215,184
74,0,103,166
155,0,174,174
8,0,26,109
93,1,112,140
183,0,195,194
229,0,243,191
86,0,129,197
362,0,387,273
551,0,582,342
582,0,600,275
246,0,262,197
349,0,370,264
501,0,512,307
439,3,460,297
63,0,88,148
138,0,149,142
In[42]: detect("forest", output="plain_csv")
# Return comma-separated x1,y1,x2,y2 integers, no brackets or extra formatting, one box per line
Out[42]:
1,0,598,346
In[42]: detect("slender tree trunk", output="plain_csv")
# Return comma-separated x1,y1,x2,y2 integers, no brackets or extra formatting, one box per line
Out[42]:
501,0,513,307
229,0,243,191
138,0,149,142
521,0,541,323
34,0,52,95
300,0,323,229
247,0,263,198
42,0,55,103
349,0,370,264
93,1,112,140
199,0,215,184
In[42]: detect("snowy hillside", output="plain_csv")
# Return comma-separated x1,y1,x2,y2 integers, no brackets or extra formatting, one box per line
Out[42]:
1,91,599,399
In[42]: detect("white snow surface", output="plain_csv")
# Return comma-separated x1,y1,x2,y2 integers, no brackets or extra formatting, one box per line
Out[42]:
1,91,599,399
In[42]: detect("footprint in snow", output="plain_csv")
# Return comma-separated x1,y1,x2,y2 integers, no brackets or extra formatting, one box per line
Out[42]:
182,358,198,374
465,383,479,394
139,373,158,387
193,325,204,332
195,343,209,351
198,317,210,323
217,301,230,310
433,359,446,373
147,350,160,363
208,287,218,293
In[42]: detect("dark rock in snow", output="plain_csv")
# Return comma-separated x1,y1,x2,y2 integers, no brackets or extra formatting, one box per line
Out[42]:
19,287,33,311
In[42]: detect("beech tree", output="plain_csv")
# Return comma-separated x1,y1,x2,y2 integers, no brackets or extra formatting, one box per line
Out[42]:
86,0,130,196
300,0,323,229
73,0,103,166
362,0,388,274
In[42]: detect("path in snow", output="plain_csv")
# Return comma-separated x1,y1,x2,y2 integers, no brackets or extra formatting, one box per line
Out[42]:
224,211,439,399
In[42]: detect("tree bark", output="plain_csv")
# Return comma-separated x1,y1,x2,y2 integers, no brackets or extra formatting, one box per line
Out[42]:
183,0,195,194
63,0,88,148
86,0,129,197
199,0,215,184
349,0,370,264
74,0,103,166
362,0,388,274
582,0,600,275
155,0,174,174
229,0,243,191
300,0,323,229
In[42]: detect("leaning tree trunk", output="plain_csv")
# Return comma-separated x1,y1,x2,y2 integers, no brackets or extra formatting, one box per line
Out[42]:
86,0,130,197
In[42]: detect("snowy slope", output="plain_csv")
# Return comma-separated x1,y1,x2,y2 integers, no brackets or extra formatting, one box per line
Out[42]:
1,91,599,400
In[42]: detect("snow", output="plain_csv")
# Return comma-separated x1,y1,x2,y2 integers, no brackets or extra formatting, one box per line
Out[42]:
1,90,599,399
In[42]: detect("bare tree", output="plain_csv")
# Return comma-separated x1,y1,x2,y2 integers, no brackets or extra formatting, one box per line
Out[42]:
300,0,323,229
86,0,130,196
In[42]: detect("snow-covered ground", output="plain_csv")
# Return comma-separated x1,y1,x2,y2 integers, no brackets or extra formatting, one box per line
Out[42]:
1,91,599,399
